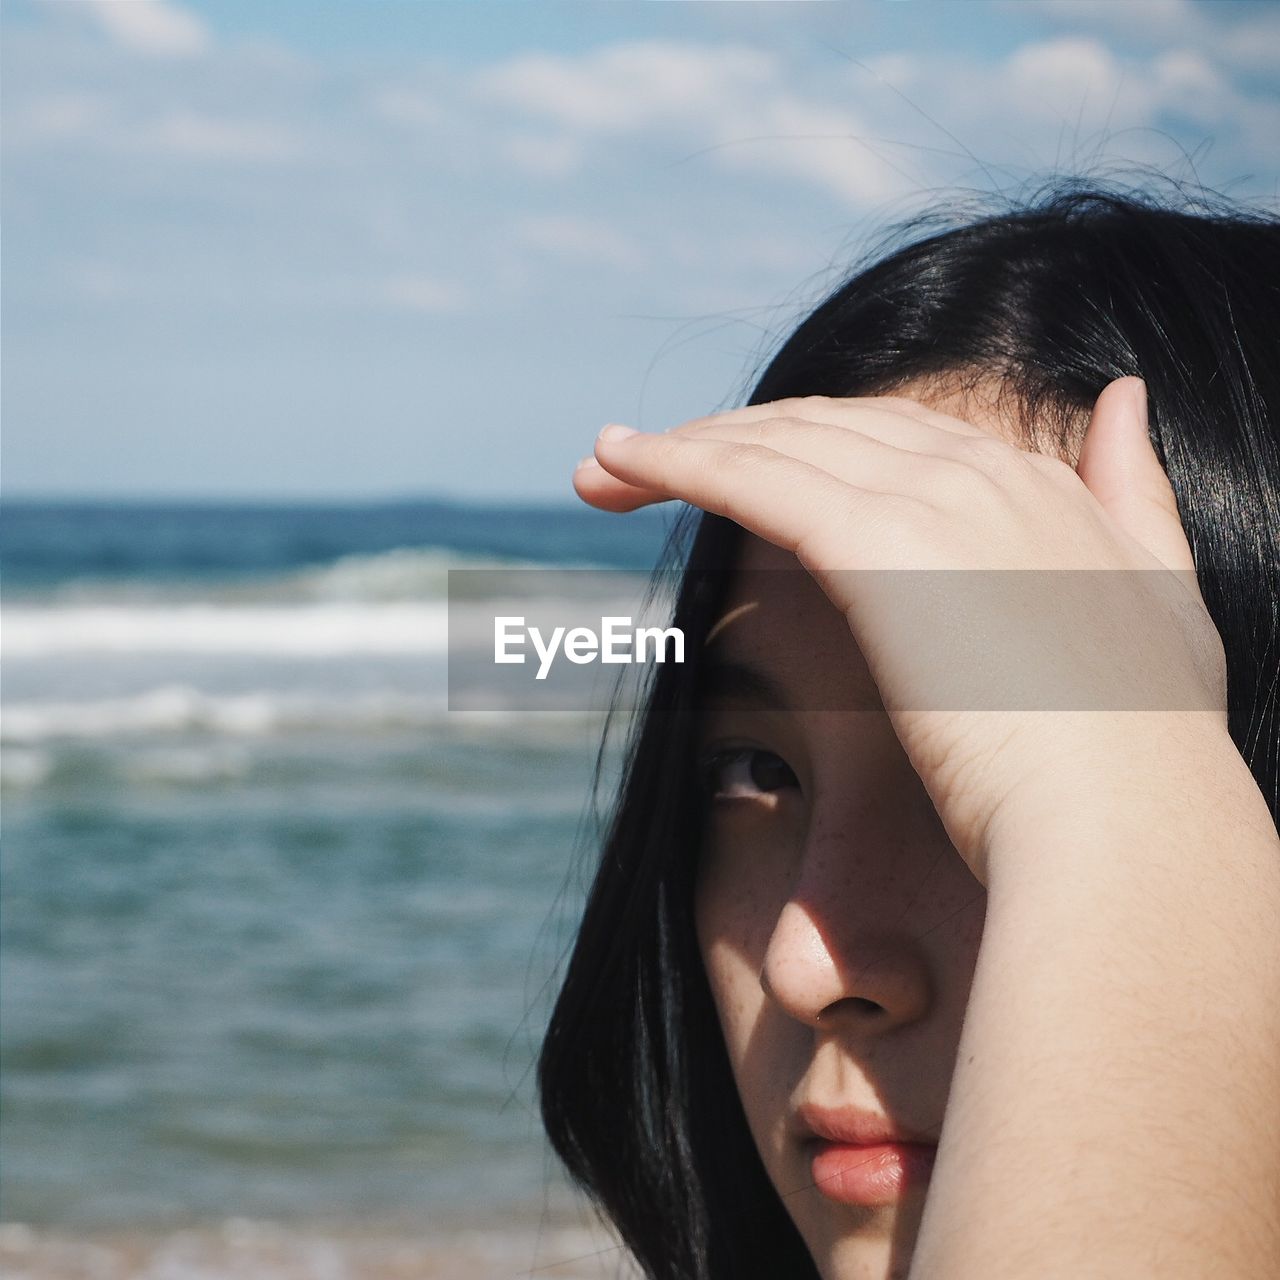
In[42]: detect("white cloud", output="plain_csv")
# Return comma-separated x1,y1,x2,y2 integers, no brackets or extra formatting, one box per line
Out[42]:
475,40,776,134
6,0,1277,500
475,40,911,207
67,260,139,302
380,275,467,314
145,112,302,161
842,34,1264,186
469,28,1276,210
502,133,583,179
999,0,1198,43
5,96,304,163
514,215,642,270
369,87,442,129
83,0,211,58
1002,38,1146,131
722,95,908,207
1006,0,1280,75
989,34,1268,162
1150,50,1228,125
7,92,111,144
860,53,917,88
1213,9,1280,76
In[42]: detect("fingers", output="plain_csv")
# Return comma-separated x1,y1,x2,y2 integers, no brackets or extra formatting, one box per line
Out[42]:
576,420,934,519
674,410,983,464
671,395,996,443
653,419,944,492
582,430,896,565
572,454,668,512
574,394,1010,511
1075,377,1197,574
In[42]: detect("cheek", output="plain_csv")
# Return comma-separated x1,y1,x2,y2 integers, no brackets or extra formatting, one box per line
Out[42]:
696,825,776,964
694,821,792,1053
695,833,807,1174
694,869,769,1099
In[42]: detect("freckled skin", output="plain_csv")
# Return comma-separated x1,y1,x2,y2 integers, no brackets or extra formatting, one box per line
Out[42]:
583,377,1277,1276
694,534,987,1280
690,389,1055,1280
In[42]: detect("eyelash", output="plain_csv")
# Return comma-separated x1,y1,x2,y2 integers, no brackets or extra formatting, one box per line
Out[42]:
699,747,800,800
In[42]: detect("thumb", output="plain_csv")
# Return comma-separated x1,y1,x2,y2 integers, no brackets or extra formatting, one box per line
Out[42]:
1075,376,1196,574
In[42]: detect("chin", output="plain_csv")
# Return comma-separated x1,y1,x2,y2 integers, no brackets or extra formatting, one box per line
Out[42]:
802,1195,929,1280
813,1232,918,1280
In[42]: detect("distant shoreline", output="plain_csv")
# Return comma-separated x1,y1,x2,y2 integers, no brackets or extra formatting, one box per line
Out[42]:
0,493,674,515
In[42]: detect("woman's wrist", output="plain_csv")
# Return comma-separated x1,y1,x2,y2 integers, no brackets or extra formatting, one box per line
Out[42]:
978,713,1272,889
911,723,1280,1279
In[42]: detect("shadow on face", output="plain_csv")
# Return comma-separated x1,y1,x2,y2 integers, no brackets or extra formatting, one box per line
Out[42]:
687,382,1087,1278
692,516,996,1278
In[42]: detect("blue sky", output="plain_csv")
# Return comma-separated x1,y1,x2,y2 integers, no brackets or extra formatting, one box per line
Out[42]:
4,0,1278,500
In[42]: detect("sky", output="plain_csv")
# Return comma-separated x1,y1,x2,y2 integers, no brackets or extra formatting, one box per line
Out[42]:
4,0,1279,501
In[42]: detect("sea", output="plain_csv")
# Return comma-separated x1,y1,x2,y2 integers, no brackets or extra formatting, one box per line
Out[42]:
0,499,676,1279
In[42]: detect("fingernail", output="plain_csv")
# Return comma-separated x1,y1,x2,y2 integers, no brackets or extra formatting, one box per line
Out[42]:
598,423,639,443
1130,377,1149,422
575,455,600,470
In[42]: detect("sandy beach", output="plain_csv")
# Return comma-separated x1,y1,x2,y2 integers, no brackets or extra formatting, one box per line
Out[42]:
0,1215,642,1280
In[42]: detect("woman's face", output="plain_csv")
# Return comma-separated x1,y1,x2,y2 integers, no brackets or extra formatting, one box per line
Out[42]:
694,530,988,1280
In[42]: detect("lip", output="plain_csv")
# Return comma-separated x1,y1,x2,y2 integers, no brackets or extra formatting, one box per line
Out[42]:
797,1105,938,1207
797,1103,938,1148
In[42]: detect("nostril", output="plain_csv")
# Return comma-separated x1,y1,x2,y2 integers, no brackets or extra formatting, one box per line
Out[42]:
819,997,886,1021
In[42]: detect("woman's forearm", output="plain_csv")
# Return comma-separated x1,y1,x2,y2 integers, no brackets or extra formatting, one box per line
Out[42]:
910,729,1280,1279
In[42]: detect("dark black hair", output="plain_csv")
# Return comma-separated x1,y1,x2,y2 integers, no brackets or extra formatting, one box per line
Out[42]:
539,183,1280,1279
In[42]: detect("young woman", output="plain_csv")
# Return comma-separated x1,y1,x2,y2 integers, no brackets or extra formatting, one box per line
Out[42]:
540,186,1280,1280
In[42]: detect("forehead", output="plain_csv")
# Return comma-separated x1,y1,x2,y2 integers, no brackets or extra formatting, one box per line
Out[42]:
698,383,1052,709
904,378,1077,460
704,535,881,713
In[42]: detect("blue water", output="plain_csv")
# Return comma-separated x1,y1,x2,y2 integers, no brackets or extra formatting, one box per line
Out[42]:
2,499,672,590
0,499,674,1230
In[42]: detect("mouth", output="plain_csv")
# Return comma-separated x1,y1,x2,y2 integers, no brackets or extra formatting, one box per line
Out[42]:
797,1105,939,1208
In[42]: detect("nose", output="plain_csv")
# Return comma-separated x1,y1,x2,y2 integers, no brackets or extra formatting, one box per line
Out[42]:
759,900,933,1032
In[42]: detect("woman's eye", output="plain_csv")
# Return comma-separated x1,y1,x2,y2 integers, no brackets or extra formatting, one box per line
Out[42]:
700,748,798,800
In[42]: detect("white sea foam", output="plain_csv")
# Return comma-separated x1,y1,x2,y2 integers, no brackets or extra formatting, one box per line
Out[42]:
0,747,54,789
35,545,589,608
289,545,547,601
122,744,253,784
2,687,429,741
2,602,451,657
1,686,603,744
6,552,652,659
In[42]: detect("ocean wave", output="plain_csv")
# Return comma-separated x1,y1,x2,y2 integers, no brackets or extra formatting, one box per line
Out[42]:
3,602,452,657
122,744,255,784
1,688,441,741
17,545,606,607
1,687,605,744
287,545,548,601
0,744,256,790
5,565,661,660
0,747,55,789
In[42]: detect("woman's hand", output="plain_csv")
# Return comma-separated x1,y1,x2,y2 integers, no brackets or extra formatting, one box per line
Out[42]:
574,378,1232,884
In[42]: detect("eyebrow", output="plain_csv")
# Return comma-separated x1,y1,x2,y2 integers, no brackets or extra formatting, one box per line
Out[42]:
696,655,885,716
697,659,793,710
